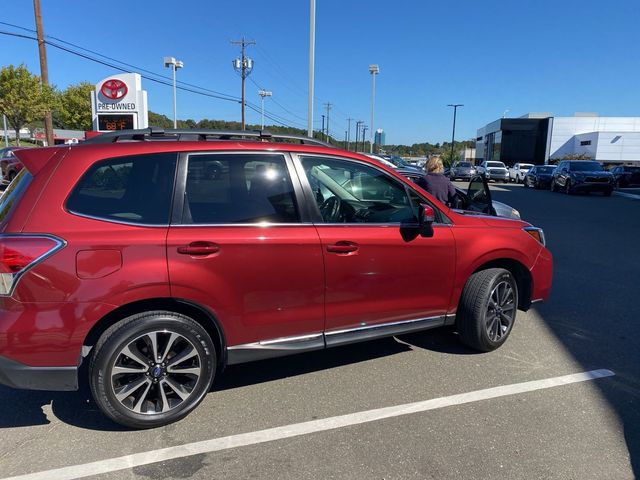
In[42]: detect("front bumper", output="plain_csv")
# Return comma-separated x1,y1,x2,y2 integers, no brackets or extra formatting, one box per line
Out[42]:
0,355,78,391
530,247,553,303
573,181,613,192
487,172,509,181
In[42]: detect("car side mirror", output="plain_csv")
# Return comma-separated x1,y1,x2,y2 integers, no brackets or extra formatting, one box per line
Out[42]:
418,204,435,238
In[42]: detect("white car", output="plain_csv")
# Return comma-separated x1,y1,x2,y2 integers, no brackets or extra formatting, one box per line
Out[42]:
509,163,534,183
477,161,509,183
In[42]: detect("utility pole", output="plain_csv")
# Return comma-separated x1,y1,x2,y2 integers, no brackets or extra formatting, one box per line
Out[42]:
324,102,332,142
321,115,325,140
355,120,363,152
33,0,53,147
346,117,353,151
447,104,464,164
231,37,255,130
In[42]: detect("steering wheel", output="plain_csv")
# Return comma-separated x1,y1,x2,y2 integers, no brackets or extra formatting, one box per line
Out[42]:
319,196,343,222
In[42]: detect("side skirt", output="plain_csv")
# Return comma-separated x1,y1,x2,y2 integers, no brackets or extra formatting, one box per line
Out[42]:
227,315,449,365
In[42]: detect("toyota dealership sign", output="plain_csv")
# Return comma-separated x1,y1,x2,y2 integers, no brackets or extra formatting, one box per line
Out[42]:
91,73,148,131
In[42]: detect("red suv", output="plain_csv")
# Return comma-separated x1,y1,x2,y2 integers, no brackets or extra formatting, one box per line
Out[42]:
0,129,552,428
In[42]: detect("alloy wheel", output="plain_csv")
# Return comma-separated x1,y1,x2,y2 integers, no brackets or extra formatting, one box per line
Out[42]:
485,280,516,342
110,330,202,415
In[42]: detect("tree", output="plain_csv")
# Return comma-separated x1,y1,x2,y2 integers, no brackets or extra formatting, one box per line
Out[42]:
54,82,93,130
0,64,55,145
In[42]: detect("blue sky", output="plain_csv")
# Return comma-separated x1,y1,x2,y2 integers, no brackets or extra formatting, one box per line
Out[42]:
1,0,639,145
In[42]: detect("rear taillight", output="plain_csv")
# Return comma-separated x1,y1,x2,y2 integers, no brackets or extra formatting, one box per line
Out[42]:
0,235,65,295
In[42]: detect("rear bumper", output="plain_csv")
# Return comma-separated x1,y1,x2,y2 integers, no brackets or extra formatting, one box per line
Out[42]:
0,355,78,391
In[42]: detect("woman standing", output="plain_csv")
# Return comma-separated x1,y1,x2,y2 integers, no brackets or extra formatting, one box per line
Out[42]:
417,157,457,206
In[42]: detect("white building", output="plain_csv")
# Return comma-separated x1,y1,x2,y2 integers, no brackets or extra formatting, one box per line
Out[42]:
476,113,640,166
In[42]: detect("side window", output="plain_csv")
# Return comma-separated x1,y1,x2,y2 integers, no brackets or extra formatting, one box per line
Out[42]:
182,154,300,224
300,156,417,224
67,153,177,225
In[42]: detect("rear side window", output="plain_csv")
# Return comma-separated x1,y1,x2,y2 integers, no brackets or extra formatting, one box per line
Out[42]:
182,154,300,224
67,153,177,225
0,169,32,225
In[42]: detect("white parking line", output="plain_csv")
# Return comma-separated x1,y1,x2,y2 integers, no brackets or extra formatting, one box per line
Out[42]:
2,369,614,480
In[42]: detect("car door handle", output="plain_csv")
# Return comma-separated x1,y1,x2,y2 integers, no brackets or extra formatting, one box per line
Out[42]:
177,242,220,256
326,242,359,254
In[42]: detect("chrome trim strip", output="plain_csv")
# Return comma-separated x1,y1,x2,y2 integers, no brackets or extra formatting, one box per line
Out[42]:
444,313,457,326
531,298,544,304
227,333,325,365
324,315,446,347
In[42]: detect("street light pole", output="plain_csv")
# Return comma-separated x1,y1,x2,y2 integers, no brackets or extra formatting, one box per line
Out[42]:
368,64,379,153
258,90,272,129
447,104,463,164
308,0,316,138
164,57,184,128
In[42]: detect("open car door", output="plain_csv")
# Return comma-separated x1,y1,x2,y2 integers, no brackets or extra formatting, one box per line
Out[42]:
465,174,496,215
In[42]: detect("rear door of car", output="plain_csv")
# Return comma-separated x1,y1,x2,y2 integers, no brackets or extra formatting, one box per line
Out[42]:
292,154,456,345
166,151,325,356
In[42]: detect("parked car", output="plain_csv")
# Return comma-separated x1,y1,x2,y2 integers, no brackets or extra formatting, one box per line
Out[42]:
0,147,25,185
551,160,614,195
523,165,557,189
0,128,552,428
379,154,424,173
477,161,509,183
449,161,477,181
509,163,534,183
396,168,520,219
610,165,640,188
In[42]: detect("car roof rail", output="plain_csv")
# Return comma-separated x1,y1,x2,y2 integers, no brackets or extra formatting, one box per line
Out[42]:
82,127,332,147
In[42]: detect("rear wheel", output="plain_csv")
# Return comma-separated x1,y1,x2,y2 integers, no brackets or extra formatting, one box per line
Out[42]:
456,268,518,352
89,311,216,429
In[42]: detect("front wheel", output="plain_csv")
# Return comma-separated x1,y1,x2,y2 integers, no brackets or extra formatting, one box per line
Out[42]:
456,268,518,352
89,311,216,429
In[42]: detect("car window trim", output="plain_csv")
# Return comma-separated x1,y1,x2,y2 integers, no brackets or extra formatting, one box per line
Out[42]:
290,152,451,226
171,150,312,226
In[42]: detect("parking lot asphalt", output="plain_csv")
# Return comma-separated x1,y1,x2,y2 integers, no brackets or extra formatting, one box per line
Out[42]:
1,182,639,479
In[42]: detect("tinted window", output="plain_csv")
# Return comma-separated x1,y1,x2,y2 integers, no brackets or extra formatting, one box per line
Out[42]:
67,153,177,225
182,154,299,224
300,156,417,224
537,166,556,174
487,162,505,168
0,169,32,226
569,161,602,172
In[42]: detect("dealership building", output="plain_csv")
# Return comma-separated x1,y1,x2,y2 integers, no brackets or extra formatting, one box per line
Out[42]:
476,113,640,166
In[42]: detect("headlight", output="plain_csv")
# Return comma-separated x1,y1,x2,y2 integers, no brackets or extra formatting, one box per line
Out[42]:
523,227,545,246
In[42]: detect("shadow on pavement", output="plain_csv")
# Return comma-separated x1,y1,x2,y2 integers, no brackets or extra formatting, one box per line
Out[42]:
491,182,640,477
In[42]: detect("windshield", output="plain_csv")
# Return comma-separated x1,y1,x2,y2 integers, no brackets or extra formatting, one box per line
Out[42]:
623,167,640,173
537,166,556,174
570,162,603,172
487,162,506,168
386,155,410,168
457,162,472,168
520,164,534,169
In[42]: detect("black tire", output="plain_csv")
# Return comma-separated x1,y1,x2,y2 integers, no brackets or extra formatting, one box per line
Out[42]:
456,268,518,352
565,180,573,195
89,311,216,429
516,176,521,184
550,180,557,192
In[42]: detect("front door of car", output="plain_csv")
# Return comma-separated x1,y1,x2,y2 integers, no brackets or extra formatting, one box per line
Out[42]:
295,155,456,340
554,162,569,187
466,175,495,215
167,152,324,351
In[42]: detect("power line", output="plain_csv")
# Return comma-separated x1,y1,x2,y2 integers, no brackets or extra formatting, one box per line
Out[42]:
0,28,309,130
